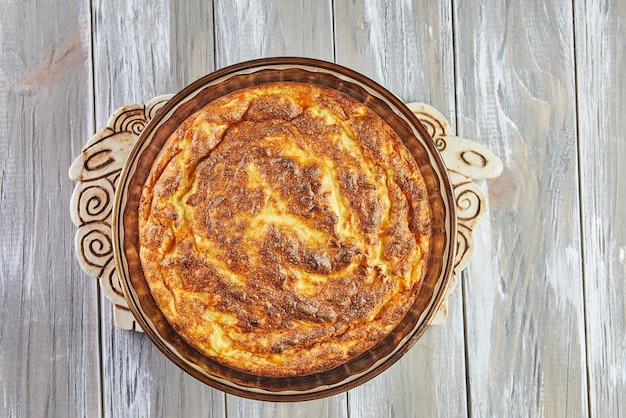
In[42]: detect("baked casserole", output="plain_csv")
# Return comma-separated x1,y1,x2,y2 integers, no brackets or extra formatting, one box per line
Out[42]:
137,81,432,376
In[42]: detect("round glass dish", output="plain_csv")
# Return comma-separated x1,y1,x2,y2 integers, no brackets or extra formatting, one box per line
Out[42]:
112,57,457,401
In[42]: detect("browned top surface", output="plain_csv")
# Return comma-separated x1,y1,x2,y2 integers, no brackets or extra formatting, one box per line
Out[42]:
138,82,432,376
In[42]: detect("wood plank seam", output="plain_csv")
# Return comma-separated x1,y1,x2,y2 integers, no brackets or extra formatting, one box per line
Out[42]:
87,1,106,415
570,1,593,416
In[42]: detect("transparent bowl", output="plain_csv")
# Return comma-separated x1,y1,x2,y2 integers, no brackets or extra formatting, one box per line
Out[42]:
112,57,457,401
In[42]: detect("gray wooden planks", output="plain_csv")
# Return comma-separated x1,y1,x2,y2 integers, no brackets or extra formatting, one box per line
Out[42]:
3,0,626,416
454,0,588,416
576,0,626,416
333,1,468,417
91,1,224,417
213,0,334,68
0,0,100,417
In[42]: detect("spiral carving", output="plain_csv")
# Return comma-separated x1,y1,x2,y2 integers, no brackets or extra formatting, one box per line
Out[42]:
77,179,115,224
435,136,447,152
108,269,125,299
413,111,448,140
76,224,113,274
112,108,147,135
454,223,476,278
455,184,482,222
87,231,112,259
146,94,173,119
455,225,470,269
418,117,437,138
99,262,127,306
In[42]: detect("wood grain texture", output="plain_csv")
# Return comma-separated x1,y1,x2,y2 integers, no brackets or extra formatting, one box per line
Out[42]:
333,1,468,416
0,0,100,417
454,0,588,416
575,0,626,416
6,0,626,416
213,0,346,415
213,0,334,68
91,1,224,417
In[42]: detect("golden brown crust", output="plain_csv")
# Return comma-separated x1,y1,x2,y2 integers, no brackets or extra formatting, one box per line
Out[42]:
138,82,431,376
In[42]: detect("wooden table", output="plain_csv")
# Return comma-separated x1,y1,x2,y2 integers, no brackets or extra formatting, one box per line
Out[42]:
1,0,624,417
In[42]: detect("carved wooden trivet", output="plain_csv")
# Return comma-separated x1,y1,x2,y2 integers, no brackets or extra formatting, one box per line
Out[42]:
407,103,502,324
69,95,173,330
69,99,502,330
